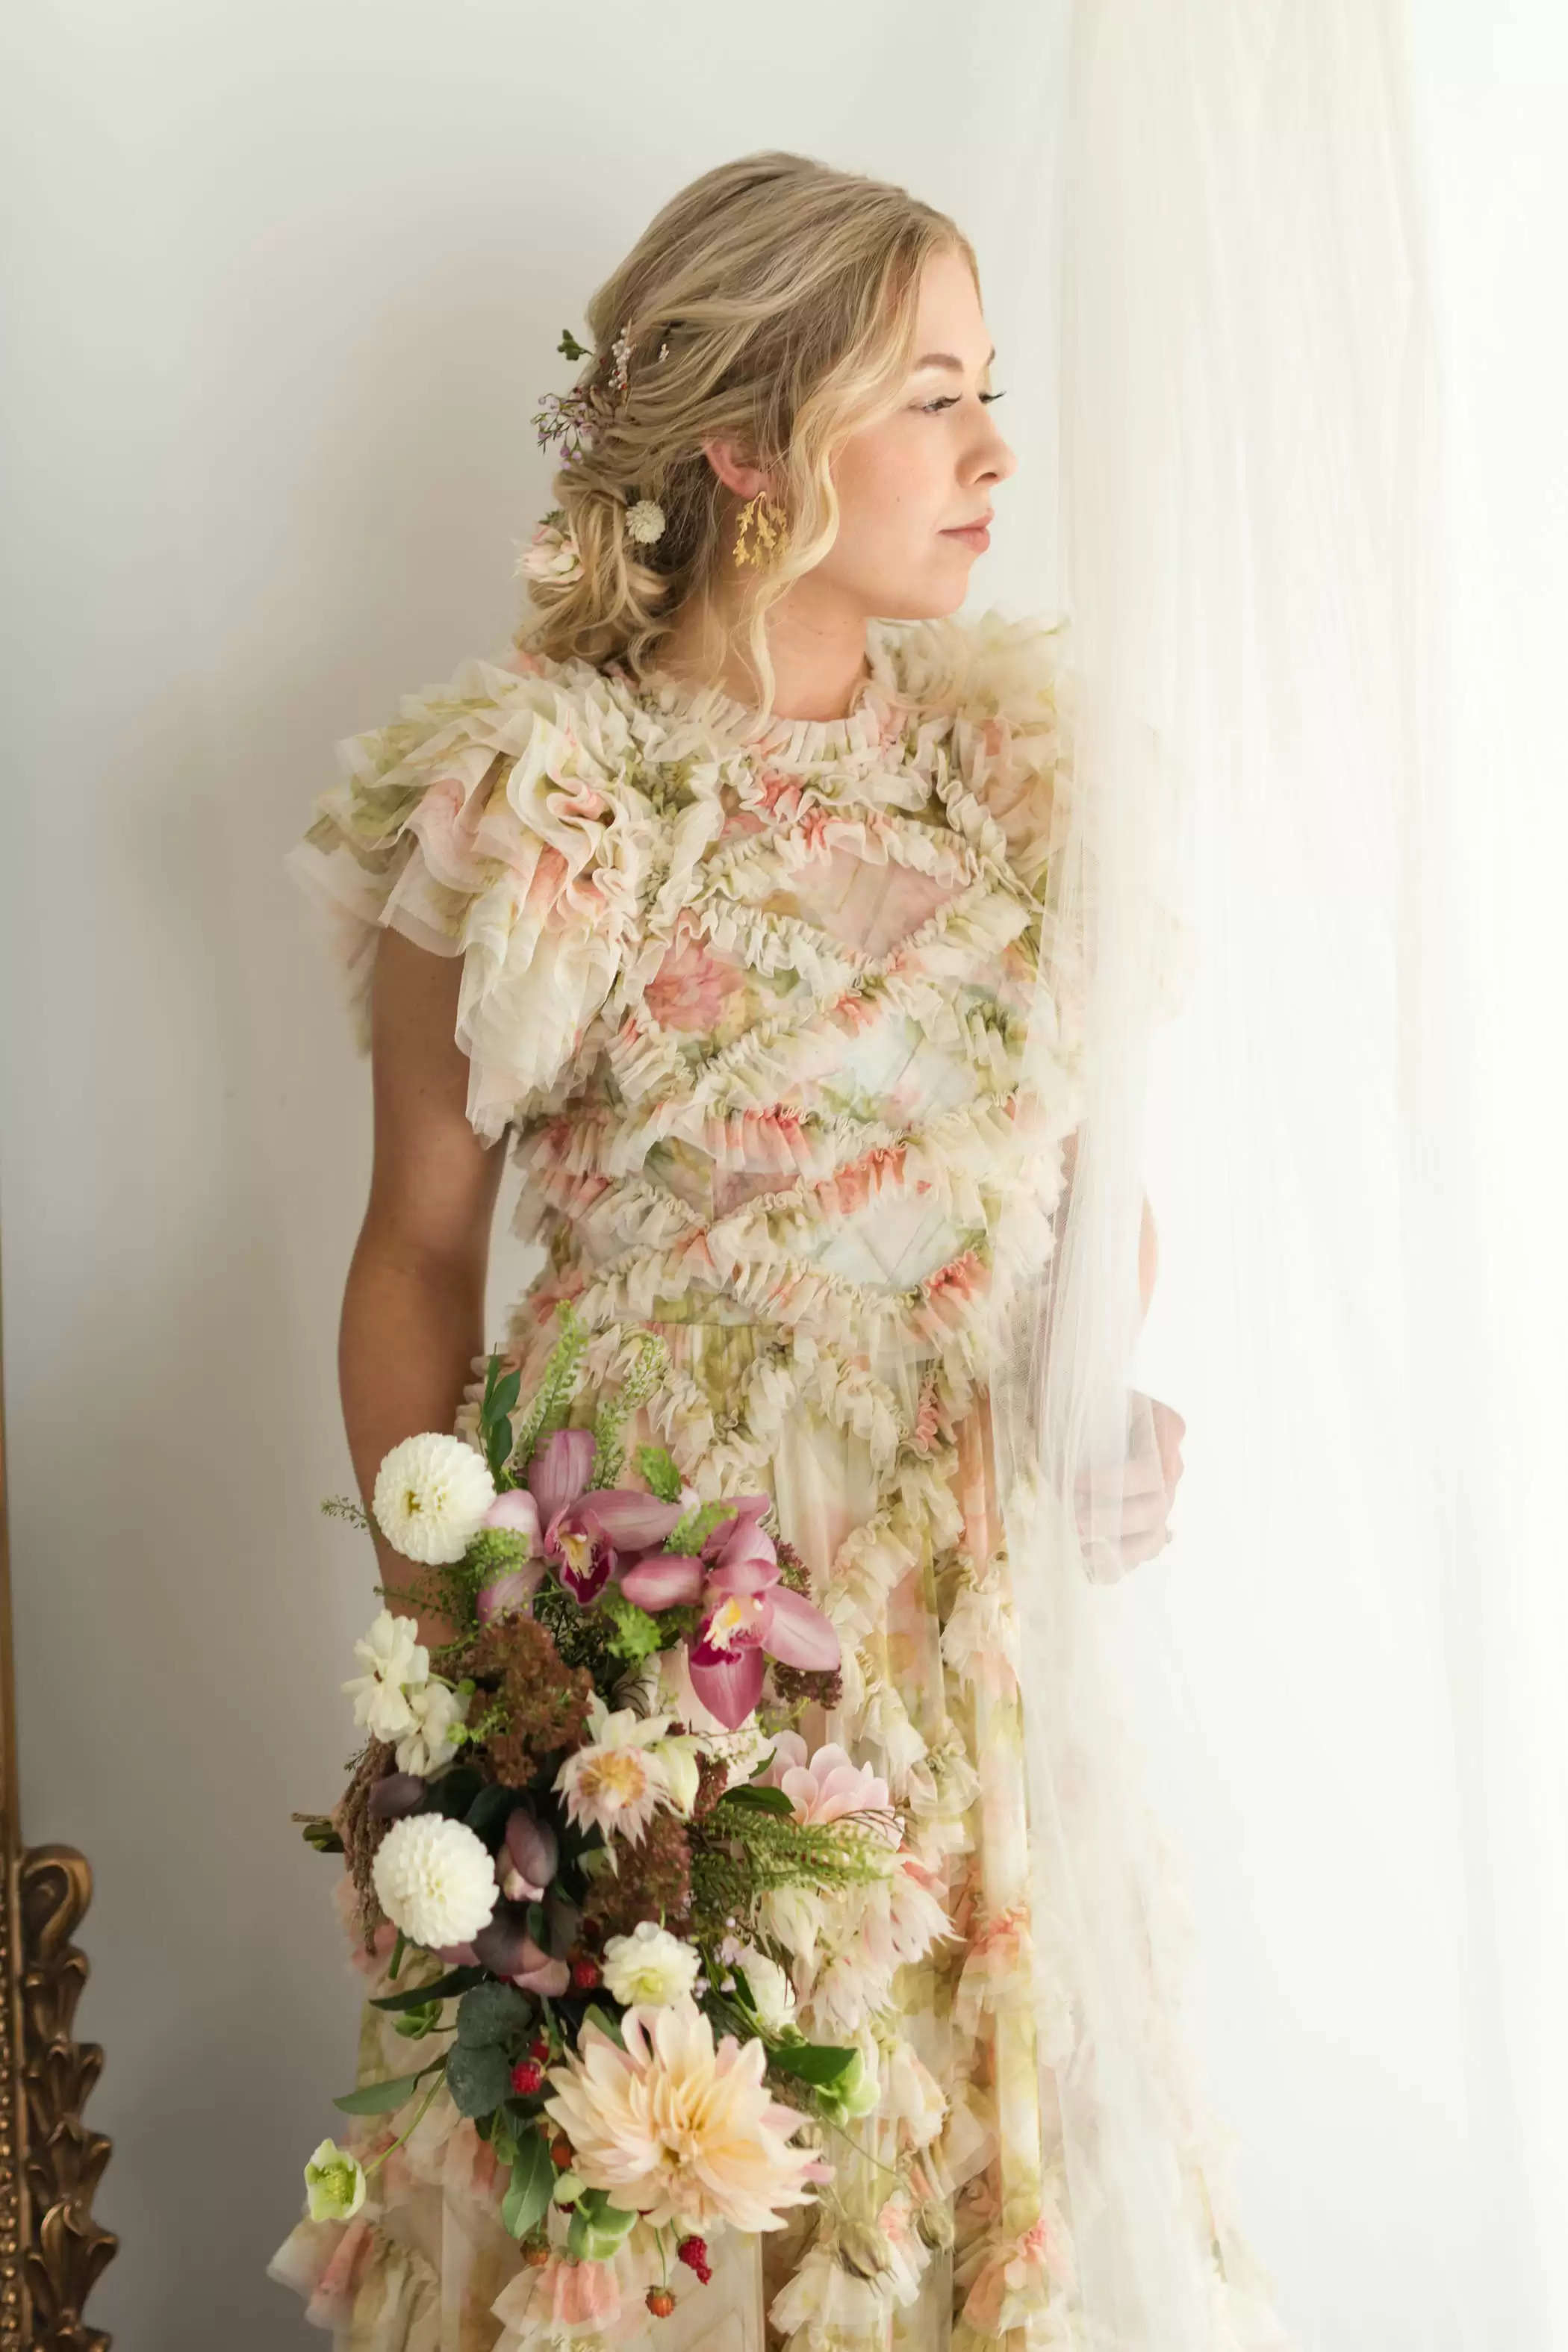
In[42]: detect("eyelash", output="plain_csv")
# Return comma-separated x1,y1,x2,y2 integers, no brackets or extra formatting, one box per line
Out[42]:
917,391,1007,414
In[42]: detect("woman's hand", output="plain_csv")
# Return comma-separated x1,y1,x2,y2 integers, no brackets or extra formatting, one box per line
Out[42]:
1074,1392,1186,1579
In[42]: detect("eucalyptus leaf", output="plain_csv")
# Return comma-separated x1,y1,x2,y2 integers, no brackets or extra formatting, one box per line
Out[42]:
455,1982,532,2048
445,2039,513,2119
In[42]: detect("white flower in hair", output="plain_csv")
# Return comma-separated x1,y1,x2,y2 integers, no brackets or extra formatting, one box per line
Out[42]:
625,498,667,547
372,1813,497,1949
517,514,582,585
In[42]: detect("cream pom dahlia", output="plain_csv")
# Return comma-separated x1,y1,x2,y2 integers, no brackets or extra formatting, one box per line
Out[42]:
372,1432,496,1565
371,1813,497,1949
543,1997,817,2234
600,1921,700,2008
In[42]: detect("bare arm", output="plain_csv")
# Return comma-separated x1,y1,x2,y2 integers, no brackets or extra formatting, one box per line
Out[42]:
340,927,507,1646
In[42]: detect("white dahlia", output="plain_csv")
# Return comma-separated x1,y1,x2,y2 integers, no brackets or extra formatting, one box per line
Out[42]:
394,1678,468,1778
371,1813,497,1950
343,1607,428,1740
372,1432,496,1565
600,1921,700,2007
543,1997,817,2234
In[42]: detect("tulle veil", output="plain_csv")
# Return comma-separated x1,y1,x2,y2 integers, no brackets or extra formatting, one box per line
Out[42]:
989,1,1463,2342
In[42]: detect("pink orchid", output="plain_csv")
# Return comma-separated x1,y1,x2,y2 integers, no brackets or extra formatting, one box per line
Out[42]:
482,1430,683,1609
619,1498,839,1732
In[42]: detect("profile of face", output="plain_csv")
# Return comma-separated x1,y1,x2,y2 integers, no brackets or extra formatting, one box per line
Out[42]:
821,245,1017,620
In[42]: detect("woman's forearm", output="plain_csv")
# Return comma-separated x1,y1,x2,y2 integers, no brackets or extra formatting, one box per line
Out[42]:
338,1216,488,1646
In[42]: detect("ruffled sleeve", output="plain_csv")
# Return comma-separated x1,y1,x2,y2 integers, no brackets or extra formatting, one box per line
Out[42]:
284,651,648,1143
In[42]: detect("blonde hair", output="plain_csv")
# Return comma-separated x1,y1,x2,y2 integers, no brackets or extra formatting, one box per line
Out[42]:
513,151,978,712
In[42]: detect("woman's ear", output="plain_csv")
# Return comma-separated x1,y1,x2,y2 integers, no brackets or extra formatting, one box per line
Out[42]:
700,435,771,503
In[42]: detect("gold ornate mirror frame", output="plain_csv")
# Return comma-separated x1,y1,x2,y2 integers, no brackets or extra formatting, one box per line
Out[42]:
0,1254,116,2348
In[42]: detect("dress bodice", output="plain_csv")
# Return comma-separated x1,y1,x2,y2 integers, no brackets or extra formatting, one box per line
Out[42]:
287,607,1086,1428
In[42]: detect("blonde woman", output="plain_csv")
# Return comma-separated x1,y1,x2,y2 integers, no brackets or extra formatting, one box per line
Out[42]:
272,153,1280,2352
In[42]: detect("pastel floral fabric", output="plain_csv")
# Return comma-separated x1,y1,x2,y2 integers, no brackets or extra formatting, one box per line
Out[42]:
272,610,1281,2351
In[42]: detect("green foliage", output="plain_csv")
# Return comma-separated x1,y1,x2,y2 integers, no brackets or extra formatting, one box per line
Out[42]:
445,2039,513,2118
666,1497,735,1556
766,2041,859,2092
690,1804,896,1939
371,1964,485,2015
391,2000,445,2041
568,2187,638,2260
333,2061,441,2115
502,2129,556,2239
587,1332,670,1490
477,1354,524,1487
557,328,589,361
296,1814,343,1854
599,1586,664,1667
455,1982,532,2049
320,1493,370,1531
719,1783,794,1817
634,1444,683,1503
508,1303,590,1476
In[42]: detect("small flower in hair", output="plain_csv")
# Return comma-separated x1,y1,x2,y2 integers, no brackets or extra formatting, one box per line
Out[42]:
517,510,582,585
624,497,667,547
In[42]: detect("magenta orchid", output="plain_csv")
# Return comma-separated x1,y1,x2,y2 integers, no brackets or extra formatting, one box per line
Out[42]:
619,1496,840,1731
477,1428,683,1613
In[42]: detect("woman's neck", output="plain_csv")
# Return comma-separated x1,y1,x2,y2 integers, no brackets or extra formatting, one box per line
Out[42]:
653,594,872,722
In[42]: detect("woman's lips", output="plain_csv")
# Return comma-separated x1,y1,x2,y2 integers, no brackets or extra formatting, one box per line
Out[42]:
941,522,992,550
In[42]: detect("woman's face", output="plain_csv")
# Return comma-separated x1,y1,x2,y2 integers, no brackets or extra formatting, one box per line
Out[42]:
823,244,1017,619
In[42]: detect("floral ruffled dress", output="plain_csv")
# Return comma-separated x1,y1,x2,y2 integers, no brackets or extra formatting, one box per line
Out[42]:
270,609,1287,2352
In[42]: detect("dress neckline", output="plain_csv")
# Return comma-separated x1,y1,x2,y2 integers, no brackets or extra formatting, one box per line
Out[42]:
609,622,908,760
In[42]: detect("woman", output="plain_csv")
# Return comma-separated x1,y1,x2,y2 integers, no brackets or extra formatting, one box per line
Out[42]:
272,152,1284,2352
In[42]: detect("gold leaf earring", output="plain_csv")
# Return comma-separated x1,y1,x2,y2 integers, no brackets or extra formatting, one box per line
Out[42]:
732,489,789,569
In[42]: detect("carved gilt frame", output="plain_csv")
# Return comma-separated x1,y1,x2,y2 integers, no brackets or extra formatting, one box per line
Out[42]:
0,1251,116,2348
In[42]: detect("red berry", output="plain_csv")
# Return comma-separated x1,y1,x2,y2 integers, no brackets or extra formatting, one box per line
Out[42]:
528,2036,550,2063
570,1956,601,1992
676,2237,712,2283
550,2135,573,2170
509,2059,544,2097
522,2239,550,2269
646,2288,676,2318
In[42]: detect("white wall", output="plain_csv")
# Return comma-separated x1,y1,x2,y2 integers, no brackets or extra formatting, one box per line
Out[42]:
1,4,1558,2348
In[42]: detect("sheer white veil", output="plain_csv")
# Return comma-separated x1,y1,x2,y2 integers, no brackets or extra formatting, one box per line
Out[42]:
985,2,1464,2342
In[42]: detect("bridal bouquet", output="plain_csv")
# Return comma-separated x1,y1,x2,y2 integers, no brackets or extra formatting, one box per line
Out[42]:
293,1304,945,2322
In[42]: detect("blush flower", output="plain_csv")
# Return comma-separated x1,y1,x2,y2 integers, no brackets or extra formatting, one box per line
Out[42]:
542,1996,818,2233
553,1696,683,1844
618,1499,839,1732
525,1429,682,1605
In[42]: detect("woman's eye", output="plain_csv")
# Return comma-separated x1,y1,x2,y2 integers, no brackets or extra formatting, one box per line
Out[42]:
917,391,1007,414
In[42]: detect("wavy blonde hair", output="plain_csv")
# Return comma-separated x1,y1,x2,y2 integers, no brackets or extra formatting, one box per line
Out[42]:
513,151,977,711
